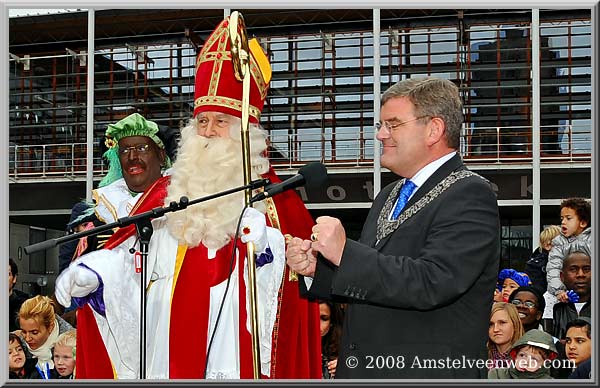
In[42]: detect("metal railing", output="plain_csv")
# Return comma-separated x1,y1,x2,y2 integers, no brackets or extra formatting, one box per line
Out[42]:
8,143,107,180
461,123,591,163
8,123,591,181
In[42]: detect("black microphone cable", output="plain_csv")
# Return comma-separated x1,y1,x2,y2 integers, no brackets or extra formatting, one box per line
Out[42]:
203,202,250,378
201,164,326,376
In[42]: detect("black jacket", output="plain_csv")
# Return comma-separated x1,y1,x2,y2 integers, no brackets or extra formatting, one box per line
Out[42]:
9,358,43,379
50,368,74,379
9,289,30,332
524,248,548,294
552,301,591,339
305,154,500,378
569,358,591,379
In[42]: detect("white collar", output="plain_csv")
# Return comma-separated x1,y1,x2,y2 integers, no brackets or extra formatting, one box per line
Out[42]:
409,151,457,189
388,152,457,220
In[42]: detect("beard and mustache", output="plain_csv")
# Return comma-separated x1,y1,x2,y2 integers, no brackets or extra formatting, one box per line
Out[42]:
164,118,270,250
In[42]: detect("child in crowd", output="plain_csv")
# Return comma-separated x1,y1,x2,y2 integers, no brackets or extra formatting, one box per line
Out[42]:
494,269,531,302
565,318,591,369
488,329,558,379
508,286,547,333
525,225,561,293
8,332,38,379
546,198,591,303
52,329,77,379
551,317,593,379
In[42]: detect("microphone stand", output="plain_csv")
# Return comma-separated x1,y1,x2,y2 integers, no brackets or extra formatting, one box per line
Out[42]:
23,177,269,379
136,218,152,379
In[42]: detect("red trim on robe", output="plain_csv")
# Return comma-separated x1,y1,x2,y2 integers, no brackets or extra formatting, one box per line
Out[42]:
168,241,251,378
75,305,115,379
262,167,323,379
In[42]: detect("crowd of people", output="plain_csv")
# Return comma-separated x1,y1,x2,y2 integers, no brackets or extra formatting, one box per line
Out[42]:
7,14,593,381
487,197,592,379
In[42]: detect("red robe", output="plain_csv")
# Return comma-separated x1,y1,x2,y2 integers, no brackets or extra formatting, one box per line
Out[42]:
75,170,321,379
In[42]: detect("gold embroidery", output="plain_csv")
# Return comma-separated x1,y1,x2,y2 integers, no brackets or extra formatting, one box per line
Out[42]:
376,170,487,242
195,20,265,121
170,244,188,303
146,279,155,294
196,24,224,71
97,193,118,224
270,265,286,377
91,189,106,224
249,59,268,99
194,96,261,120
283,234,299,281
104,137,117,149
264,197,280,230
263,198,298,282
197,51,232,66
209,29,229,96
288,270,299,282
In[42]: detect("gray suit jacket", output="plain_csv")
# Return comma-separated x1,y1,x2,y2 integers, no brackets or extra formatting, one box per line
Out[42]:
306,154,500,378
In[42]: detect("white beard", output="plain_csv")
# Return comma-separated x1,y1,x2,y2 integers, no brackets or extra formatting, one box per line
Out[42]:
164,118,270,249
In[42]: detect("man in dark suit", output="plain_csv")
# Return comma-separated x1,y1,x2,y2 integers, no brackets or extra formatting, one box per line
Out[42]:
287,77,500,378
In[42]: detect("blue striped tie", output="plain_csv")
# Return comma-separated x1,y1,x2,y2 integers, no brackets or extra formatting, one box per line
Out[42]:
391,179,417,220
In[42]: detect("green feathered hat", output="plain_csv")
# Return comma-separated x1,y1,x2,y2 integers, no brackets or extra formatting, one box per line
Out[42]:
99,112,173,188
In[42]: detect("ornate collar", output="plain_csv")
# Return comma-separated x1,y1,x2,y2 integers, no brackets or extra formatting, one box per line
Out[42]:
376,170,481,243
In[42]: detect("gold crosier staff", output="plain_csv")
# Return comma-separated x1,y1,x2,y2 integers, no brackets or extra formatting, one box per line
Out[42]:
228,11,262,379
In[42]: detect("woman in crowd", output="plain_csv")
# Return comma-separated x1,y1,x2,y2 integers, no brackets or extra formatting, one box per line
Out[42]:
319,300,344,379
17,295,73,379
488,302,525,369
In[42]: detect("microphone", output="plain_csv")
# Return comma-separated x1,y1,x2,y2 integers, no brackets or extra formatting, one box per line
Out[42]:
250,162,327,203
249,178,271,189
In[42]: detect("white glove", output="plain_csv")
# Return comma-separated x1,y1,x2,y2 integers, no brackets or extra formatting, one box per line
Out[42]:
55,264,100,308
240,207,268,252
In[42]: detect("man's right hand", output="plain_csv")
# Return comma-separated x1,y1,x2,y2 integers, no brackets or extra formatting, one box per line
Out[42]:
55,264,100,308
285,237,317,277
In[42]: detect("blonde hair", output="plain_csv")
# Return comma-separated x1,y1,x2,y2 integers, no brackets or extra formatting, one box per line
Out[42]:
539,225,561,252
18,295,56,330
55,329,76,349
487,302,524,357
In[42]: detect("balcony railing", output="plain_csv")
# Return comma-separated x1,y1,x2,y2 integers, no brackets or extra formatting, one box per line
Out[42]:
8,123,591,181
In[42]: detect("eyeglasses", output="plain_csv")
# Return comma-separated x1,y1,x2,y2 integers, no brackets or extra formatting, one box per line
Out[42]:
375,115,430,133
511,299,536,309
118,143,151,156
